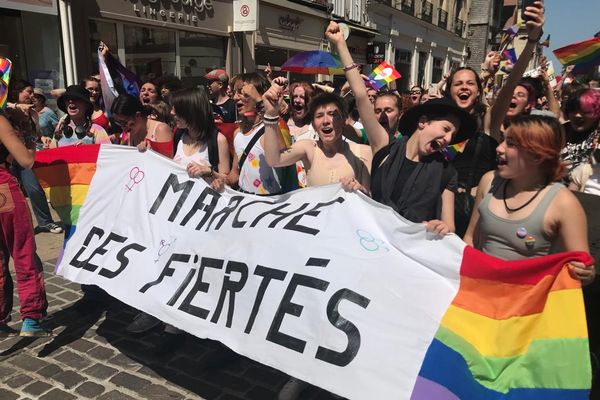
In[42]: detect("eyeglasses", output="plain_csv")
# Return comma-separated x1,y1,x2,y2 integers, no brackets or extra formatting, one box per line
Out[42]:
410,90,422,95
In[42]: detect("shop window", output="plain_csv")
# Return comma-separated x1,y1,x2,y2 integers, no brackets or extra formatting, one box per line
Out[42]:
395,50,411,92
124,25,176,81
89,20,117,73
432,57,443,83
179,31,226,89
417,51,427,87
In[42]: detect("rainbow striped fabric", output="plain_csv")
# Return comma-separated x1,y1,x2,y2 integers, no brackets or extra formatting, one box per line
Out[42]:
368,61,401,90
442,139,468,161
553,37,600,74
0,58,12,109
411,246,593,399
33,145,100,240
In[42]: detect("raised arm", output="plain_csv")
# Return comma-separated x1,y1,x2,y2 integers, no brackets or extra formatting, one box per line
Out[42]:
325,22,390,155
486,1,545,140
262,77,310,168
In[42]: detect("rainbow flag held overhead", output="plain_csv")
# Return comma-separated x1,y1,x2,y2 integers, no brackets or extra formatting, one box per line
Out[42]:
412,247,593,399
33,145,100,241
0,58,12,109
553,37,600,74
368,61,401,90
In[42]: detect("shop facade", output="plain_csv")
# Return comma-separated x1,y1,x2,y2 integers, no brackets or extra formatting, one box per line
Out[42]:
369,3,467,92
68,0,234,87
0,0,64,101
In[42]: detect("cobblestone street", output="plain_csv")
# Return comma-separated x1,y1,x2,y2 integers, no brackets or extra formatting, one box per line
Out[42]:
0,219,338,400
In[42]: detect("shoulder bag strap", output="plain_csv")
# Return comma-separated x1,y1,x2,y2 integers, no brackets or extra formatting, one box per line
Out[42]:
238,126,265,171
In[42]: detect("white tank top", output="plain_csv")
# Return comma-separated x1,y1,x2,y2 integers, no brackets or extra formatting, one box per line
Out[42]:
173,139,210,167
234,124,281,195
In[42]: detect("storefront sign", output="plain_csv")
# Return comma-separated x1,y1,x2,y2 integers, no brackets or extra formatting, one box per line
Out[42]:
232,0,257,32
367,42,386,64
132,0,215,24
279,14,302,31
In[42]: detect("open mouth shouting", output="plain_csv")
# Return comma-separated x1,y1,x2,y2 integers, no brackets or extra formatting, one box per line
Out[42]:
456,92,472,105
429,138,446,152
67,102,80,115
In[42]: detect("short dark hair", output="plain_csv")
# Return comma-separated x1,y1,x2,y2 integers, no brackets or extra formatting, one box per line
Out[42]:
111,94,147,117
156,75,183,92
307,93,348,122
235,72,270,95
170,87,216,143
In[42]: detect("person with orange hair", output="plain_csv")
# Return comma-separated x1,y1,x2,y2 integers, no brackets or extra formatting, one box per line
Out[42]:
287,81,316,142
463,115,595,284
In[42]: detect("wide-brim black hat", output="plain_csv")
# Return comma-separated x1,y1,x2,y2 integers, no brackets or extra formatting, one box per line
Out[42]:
57,85,93,113
397,98,477,145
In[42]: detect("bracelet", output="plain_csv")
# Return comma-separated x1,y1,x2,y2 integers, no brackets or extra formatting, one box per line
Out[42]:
263,119,279,126
343,63,359,72
262,114,279,122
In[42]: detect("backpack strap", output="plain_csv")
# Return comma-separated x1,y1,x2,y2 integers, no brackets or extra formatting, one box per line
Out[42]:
207,129,220,171
238,126,265,171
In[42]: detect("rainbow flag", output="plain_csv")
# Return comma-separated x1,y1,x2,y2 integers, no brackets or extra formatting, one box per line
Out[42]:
33,145,100,240
368,61,401,90
412,246,593,399
553,37,600,74
0,58,12,109
442,139,468,160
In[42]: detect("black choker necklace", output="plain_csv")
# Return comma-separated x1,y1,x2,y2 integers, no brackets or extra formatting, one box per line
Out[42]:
502,180,547,213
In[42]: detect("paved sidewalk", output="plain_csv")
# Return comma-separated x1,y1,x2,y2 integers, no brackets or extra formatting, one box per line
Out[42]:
0,226,338,400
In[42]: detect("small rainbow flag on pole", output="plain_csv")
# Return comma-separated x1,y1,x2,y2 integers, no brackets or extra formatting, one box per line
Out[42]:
553,37,600,74
368,61,401,90
0,58,12,109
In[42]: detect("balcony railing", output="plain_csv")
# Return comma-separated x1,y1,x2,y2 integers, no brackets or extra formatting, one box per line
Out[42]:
455,18,464,36
421,0,433,23
438,8,448,30
401,0,414,15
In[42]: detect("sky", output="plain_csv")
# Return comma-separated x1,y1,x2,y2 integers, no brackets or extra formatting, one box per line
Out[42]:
541,0,600,73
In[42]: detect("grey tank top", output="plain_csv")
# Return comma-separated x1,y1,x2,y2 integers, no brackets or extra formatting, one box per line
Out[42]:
478,177,564,260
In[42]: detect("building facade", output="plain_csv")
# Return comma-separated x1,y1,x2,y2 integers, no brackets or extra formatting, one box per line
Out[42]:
0,0,65,103
465,0,503,70
368,0,470,91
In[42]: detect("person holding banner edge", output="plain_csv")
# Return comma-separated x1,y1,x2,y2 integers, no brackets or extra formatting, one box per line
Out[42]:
0,113,50,337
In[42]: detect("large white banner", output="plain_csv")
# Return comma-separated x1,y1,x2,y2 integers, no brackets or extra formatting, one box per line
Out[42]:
57,146,466,399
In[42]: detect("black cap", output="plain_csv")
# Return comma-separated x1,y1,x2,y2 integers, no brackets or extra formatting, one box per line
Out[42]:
57,85,93,114
397,97,477,144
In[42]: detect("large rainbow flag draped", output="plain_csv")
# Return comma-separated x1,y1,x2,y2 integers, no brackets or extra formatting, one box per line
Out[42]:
412,247,593,399
553,37,600,75
34,145,594,399
33,145,99,240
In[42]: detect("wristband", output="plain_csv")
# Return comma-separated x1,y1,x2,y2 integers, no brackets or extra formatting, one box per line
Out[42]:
343,63,359,72
263,114,279,122
263,119,279,126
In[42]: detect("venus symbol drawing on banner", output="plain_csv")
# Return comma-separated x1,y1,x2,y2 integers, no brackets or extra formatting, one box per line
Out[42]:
125,167,145,192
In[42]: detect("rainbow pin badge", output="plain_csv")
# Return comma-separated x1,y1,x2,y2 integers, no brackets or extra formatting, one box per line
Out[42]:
367,61,401,90
0,58,12,109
